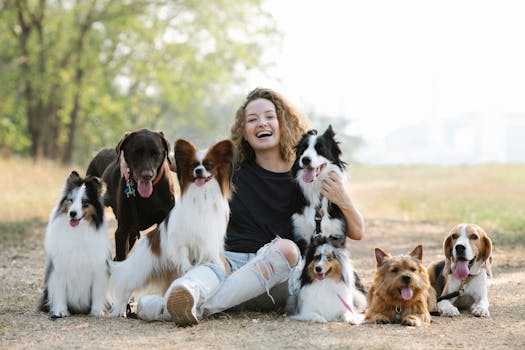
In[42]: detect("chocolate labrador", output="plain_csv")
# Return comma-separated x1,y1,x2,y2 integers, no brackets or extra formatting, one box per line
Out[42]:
86,129,176,261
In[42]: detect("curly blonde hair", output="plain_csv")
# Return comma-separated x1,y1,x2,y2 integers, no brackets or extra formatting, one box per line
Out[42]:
230,87,310,168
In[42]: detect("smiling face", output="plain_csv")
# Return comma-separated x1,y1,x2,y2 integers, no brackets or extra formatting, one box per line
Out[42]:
242,98,281,155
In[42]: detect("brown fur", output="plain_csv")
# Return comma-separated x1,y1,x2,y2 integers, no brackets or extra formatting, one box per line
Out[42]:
174,139,234,199
306,250,344,284
86,129,175,261
365,245,435,326
429,223,493,301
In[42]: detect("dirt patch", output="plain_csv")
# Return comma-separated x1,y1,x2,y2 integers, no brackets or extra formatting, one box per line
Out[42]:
1,219,524,349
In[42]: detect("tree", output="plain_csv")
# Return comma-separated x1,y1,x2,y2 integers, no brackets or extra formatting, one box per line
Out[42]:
0,0,276,163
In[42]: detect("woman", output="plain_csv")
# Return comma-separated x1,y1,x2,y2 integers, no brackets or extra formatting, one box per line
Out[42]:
136,87,364,325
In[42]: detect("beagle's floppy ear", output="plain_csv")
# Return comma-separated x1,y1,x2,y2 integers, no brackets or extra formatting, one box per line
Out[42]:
443,231,454,276
480,231,493,277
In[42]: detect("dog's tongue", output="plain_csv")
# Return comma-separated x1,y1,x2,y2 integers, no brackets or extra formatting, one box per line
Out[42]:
401,287,413,301
454,260,470,281
301,168,316,183
315,274,326,281
194,178,206,187
137,181,153,198
69,219,80,227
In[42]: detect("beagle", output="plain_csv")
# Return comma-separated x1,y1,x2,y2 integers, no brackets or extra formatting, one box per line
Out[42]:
428,223,493,317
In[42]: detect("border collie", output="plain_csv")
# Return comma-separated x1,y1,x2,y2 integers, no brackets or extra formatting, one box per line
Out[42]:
108,139,234,317
39,171,111,317
291,125,348,254
291,235,366,323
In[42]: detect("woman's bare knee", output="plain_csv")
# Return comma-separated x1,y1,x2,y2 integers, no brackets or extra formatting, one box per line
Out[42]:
271,239,299,267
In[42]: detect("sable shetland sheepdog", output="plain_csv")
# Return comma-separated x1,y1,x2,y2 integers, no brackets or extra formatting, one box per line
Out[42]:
109,139,234,317
291,235,367,323
291,125,349,254
39,171,111,318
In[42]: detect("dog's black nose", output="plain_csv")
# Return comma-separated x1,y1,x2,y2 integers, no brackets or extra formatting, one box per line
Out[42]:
69,211,77,218
455,245,466,254
315,265,322,273
195,168,203,177
402,275,411,284
301,156,311,166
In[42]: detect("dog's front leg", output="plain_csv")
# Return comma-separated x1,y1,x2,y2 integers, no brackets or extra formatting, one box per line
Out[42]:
114,224,129,261
469,273,490,317
47,271,70,318
90,266,109,316
290,312,328,323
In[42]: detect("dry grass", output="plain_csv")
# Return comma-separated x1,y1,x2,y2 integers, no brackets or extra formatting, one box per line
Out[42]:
1,157,525,349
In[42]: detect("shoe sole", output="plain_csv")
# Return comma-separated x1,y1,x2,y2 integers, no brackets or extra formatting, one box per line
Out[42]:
166,287,198,327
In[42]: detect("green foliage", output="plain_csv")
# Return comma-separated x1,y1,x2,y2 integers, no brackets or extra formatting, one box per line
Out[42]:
0,0,276,164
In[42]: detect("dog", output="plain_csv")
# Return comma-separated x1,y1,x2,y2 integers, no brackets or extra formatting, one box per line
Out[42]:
39,171,112,318
86,129,175,261
427,223,493,317
365,245,436,326
291,235,367,323
108,139,234,317
291,125,349,255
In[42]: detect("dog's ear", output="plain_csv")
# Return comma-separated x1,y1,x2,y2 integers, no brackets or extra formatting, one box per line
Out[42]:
323,125,334,138
63,171,82,196
209,139,234,164
85,176,106,197
409,244,423,262
174,139,197,182
479,228,493,277
158,131,172,164
116,131,133,155
442,230,455,276
374,248,389,267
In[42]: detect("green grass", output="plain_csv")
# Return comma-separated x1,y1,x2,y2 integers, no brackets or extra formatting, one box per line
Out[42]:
1,157,524,247
349,163,525,245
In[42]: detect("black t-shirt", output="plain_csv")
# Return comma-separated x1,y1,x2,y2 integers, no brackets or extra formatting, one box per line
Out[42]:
225,160,296,253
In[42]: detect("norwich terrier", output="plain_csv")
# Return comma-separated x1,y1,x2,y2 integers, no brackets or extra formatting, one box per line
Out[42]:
365,245,436,326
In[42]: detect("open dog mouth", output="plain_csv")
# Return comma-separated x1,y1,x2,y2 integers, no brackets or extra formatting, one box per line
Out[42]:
453,256,476,281
69,217,83,227
315,267,332,280
301,163,327,183
194,175,212,187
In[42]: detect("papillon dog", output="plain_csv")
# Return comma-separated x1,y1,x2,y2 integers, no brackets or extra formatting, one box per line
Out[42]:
291,125,349,255
39,171,111,318
291,235,367,323
108,139,234,316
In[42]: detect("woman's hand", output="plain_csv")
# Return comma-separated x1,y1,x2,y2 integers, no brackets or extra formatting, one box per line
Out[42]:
321,171,364,240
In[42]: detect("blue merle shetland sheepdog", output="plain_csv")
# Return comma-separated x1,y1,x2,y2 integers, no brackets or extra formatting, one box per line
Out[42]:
291,235,367,323
39,171,112,318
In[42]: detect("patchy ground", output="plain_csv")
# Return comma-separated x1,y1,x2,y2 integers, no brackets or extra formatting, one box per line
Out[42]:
1,218,524,350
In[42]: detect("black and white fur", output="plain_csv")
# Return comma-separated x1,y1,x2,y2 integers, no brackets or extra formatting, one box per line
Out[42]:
291,125,349,254
291,235,366,323
39,171,111,317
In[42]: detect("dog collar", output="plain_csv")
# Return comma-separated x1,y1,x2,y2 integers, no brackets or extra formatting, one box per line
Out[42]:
151,163,165,186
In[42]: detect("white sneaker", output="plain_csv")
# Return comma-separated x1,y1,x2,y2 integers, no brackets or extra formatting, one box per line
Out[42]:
166,285,199,327
136,295,172,321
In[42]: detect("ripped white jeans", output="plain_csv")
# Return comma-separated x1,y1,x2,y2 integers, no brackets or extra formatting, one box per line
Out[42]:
200,237,301,316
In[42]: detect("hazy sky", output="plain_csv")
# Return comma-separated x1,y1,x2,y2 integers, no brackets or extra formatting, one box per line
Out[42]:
250,0,525,144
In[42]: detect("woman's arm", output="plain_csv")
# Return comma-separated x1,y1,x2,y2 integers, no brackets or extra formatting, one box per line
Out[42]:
320,171,364,240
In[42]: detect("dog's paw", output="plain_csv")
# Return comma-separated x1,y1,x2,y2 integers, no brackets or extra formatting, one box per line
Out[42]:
89,308,105,317
471,305,490,317
344,312,365,325
401,315,423,327
108,305,126,318
368,314,390,324
440,305,460,317
50,309,70,318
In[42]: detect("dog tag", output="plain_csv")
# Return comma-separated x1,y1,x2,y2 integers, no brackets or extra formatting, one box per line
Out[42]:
124,179,136,198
